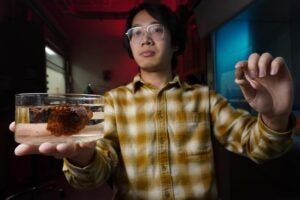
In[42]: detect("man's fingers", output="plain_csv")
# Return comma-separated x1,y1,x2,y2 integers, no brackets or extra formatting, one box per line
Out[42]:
247,53,260,78
270,56,285,75
235,60,247,68
9,122,15,132
57,143,73,153
235,61,247,80
235,53,286,82
14,141,94,159
39,143,79,158
79,141,96,148
39,143,57,155
56,143,77,158
258,52,273,78
15,144,40,156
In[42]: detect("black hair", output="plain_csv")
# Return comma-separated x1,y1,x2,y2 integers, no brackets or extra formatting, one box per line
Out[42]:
123,3,186,69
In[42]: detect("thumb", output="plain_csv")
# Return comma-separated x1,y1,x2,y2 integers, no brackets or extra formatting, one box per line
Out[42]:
234,61,257,102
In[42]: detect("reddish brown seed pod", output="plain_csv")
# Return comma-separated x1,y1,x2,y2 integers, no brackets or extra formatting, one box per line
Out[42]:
46,104,93,136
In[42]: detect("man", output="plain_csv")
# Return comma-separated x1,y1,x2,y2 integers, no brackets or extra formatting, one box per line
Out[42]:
10,3,295,199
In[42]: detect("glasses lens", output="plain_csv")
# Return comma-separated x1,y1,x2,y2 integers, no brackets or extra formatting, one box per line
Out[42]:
126,27,141,42
148,24,164,42
148,24,164,35
126,24,164,44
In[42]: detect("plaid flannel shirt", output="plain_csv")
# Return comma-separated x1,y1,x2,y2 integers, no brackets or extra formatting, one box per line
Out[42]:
63,74,294,200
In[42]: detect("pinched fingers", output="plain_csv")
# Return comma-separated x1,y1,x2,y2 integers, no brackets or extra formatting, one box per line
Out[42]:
237,52,286,80
248,52,274,78
234,54,262,82
235,61,246,80
235,61,252,85
258,52,273,77
248,52,287,78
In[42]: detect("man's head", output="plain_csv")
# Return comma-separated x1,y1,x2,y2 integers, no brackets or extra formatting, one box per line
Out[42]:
123,3,186,70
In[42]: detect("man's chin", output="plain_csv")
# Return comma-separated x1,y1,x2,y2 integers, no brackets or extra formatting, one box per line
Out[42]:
139,64,157,71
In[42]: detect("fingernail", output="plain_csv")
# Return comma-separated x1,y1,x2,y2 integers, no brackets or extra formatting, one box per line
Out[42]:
270,67,277,75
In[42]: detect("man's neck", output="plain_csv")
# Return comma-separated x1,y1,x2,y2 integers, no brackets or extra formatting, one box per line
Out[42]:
140,70,173,90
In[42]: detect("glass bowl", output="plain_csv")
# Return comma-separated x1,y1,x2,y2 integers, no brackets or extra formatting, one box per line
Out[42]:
15,93,104,144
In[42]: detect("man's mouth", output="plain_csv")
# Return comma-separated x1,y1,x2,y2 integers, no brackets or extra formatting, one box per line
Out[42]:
140,50,155,57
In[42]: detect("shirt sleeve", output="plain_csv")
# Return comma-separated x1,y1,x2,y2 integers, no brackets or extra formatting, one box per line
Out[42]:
62,92,119,189
209,90,296,163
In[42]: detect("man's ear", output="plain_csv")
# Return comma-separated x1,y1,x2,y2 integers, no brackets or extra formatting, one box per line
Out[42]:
173,46,179,52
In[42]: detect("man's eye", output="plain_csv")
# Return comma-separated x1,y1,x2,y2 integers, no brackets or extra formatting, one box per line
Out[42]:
151,26,163,33
133,29,142,36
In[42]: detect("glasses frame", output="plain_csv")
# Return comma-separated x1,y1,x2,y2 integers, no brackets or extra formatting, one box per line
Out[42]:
125,23,165,44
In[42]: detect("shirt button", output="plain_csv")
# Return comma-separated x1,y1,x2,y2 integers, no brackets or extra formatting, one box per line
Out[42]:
157,111,163,119
164,191,170,198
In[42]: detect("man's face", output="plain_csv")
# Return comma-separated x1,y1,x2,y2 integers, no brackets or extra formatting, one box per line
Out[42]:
129,10,174,72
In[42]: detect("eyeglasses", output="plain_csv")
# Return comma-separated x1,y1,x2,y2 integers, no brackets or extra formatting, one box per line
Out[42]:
125,24,165,44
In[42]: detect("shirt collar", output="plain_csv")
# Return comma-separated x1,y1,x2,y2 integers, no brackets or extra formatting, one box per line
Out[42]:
127,74,190,93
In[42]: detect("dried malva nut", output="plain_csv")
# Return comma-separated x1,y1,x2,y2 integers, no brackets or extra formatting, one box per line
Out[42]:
235,67,245,80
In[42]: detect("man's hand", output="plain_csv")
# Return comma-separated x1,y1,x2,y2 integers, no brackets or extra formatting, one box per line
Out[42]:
235,52,293,131
9,122,96,167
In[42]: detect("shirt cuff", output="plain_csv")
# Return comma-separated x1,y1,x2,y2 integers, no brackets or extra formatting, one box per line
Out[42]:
63,150,102,174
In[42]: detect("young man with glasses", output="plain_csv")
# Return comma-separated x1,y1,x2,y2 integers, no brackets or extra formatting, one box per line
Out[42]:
10,3,295,199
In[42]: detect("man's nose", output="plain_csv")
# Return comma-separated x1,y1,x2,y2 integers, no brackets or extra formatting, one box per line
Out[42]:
140,31,153,45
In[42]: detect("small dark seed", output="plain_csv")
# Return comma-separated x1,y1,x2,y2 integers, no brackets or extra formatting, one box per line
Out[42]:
235,68,244,80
